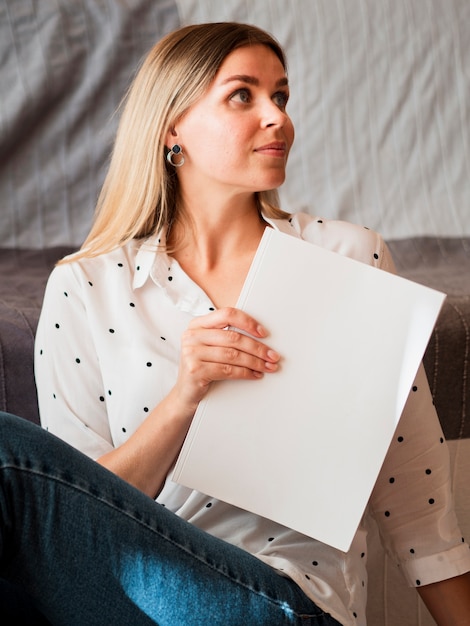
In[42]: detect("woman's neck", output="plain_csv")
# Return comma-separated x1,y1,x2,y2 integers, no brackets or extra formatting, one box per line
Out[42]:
168,196,268,308
170,192,265,259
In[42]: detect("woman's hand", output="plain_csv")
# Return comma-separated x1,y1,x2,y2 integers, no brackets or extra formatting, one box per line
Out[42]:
98,308,279,498
172,307,280,418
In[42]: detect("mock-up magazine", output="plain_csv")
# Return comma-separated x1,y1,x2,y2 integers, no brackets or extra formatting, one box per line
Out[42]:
173,228,446,551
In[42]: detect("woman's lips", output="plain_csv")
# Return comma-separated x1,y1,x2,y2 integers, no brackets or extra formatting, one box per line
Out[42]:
254,141,287,157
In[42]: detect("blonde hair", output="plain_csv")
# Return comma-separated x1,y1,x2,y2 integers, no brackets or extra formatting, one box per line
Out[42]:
68,22,291,262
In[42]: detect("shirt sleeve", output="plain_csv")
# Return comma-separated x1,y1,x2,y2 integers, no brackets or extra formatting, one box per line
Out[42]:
349,235,469,583
367,245,470,586
35,262,114,459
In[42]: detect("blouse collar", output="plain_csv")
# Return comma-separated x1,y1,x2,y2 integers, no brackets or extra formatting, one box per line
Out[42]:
132,214,300,292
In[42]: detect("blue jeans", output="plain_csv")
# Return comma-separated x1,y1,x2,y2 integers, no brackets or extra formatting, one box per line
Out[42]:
0,413,342,626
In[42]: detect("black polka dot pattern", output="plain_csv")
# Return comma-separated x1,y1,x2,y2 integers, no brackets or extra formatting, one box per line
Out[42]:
48,253,187,446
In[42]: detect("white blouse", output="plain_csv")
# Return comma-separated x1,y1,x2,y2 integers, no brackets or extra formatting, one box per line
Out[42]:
35,212,470,626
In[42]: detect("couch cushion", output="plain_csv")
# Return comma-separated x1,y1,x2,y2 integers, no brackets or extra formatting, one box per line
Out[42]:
387,237,470,439
0,248,73,423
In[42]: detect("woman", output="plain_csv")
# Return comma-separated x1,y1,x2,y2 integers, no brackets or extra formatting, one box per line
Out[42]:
1,22,469,625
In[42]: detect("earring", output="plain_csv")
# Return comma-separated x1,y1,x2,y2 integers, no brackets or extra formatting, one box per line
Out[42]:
166,144,185,167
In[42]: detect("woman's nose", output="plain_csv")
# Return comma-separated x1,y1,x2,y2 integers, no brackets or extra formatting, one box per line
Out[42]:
260,100,288,128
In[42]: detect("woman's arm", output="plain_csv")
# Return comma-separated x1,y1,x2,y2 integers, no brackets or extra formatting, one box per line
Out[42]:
35,264,115,458
97,307,280,498
418,572,470,626
368,362,470,587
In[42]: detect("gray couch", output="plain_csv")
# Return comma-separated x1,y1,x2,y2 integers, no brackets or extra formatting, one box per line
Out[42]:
1,2,469,624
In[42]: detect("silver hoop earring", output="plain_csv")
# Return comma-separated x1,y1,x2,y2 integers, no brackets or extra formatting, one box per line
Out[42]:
166,144,185,167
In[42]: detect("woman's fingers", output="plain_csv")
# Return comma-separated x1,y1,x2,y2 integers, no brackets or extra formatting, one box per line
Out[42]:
187,307,267,338
183,327,271,362
183,308,280,373
172,307,280,414
181,342,279,377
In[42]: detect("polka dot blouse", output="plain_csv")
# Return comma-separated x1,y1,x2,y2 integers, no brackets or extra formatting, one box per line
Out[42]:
35,212,470,626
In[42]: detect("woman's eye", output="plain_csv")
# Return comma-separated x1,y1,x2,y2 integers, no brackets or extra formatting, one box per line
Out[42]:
273,91,289,109
231,88,251,103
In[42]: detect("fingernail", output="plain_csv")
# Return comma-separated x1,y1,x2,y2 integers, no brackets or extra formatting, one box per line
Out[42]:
267,349,280,361
257,324,267,337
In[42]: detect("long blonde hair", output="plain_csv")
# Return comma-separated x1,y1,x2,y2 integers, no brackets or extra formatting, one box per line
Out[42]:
69,22,291,262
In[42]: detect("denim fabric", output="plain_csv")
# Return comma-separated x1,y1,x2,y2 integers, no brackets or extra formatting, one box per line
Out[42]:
0,413,342,626
0,578,52,625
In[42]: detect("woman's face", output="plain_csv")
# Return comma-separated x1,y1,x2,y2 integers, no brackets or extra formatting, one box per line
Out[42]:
170,44,295,199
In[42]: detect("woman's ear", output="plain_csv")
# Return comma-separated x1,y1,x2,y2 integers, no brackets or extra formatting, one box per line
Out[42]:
165,126,178,148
